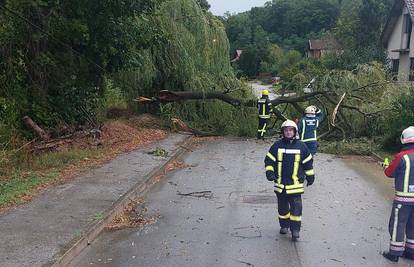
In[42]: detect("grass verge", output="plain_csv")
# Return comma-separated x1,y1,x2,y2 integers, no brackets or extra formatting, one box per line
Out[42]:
0,149,103,207
0,118,167,210
319,138,394,160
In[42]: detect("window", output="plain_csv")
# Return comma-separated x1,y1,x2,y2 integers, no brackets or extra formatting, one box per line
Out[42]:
405,14,412,33
403,14,413,49
410,58,414,81
392,59,400,80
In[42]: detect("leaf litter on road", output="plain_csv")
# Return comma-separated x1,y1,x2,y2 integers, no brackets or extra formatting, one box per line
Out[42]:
106,197,160,231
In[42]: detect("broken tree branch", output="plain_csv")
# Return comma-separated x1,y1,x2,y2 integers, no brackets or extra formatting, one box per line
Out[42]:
177,191,213,199
331,93,346,127
171,118,218,137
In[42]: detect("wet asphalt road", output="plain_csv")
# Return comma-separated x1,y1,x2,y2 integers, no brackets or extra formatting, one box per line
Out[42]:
69,138,413,267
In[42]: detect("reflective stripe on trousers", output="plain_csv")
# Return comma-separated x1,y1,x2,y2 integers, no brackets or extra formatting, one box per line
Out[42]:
276,192,302,231
388,203,414,256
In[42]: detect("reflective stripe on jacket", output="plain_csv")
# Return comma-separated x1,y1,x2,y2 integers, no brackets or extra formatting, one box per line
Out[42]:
385,144,414,203
264,138,314,195
258,97,272,119
298,111,324,142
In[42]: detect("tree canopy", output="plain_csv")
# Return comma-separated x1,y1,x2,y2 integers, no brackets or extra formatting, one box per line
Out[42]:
224,0,393,76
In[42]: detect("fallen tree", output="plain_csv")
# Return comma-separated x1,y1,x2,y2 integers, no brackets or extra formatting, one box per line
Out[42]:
135,64,404,140
135,88,387,140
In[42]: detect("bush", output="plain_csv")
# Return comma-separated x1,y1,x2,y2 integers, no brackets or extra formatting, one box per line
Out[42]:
382,88,414,151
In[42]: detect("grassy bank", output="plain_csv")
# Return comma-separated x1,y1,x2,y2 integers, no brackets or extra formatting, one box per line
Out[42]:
0,119,167,210
319,138,394,160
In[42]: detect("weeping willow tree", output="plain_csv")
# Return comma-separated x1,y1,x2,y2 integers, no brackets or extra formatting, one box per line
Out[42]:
114,0,257,136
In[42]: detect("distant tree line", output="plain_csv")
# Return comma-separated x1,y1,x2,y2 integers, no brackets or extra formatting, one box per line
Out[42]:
223,0,393,77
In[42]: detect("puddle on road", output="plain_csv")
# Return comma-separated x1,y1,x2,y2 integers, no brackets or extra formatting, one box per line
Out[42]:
341,155,394,201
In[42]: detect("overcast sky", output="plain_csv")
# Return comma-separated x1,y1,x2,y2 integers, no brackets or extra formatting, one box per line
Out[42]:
208,0,269,16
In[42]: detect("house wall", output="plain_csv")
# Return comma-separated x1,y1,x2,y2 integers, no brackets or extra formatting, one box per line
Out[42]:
387,6,413,81
387,12,404,60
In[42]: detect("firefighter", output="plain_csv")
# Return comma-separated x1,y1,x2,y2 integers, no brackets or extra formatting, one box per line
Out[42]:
257,89,272,139
264,120,315,241
382,126,414,262
298,105,324,155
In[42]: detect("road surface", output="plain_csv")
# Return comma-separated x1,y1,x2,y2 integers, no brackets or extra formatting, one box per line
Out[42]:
69,138,411,267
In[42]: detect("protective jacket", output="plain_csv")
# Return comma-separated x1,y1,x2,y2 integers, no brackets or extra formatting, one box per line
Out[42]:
385,143,414,204
298,110,324,143
258,96,272,119
265,138,314,195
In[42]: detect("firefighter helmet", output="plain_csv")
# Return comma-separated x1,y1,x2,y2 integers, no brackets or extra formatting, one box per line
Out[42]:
281,120,298,131
305,106,316,115
281,120,298,139
401,126,414,144
262,90,269,96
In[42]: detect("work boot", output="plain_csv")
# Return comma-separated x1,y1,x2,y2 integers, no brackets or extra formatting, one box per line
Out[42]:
382,251,399,262
403,251,414,260
291,230,300,242
279,228,288,235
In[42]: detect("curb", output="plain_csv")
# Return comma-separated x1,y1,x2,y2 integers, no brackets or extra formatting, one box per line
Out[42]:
46,135,194,267
370,151,384,162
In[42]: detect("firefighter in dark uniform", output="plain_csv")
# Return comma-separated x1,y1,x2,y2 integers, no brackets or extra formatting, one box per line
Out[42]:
298,105,325,155
382,126,414,262
257,90,272,139
264,120,315,241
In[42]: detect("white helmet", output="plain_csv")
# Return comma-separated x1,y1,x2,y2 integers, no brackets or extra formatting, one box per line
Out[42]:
305,106,316,115
401,126,414,144
281,120,298,131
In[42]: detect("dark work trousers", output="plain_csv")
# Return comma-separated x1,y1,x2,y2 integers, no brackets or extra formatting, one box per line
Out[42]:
304,141,318,155
276,192,302,231
257,118,269,139
388,202,414,256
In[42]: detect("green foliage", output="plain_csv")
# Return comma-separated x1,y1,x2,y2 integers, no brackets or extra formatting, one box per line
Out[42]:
382,88,414,150
319,138,380,155
224,0,392,77
196,0,211,11
148,147,169,157
1,0,253,143
0,148,101,205
97,78,128,121
0,172,55,205
224,0,341,76
274,61,405,140
0,0,165,135
145,0,257,136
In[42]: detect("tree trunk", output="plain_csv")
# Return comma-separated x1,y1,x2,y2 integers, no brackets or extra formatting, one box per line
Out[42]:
22,116,50,141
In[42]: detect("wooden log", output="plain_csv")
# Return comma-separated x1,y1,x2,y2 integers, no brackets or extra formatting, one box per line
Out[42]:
22,116,50,141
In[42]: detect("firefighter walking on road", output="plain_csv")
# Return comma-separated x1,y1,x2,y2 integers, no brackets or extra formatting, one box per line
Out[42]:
298,105,324,155
382,126,414,262
264,120,315,241
257,90,272,140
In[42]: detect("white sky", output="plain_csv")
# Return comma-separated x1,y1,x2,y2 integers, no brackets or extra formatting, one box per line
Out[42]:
208,0,269,16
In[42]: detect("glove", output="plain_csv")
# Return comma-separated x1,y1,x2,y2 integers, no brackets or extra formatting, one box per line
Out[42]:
381,158,390,169
266,175,276,182
306,177,314,186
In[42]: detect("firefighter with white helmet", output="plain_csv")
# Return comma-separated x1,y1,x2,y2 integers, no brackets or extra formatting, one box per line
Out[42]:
382,126,414,262
264,120,315,241
298,105,325,155
257,89,272,139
